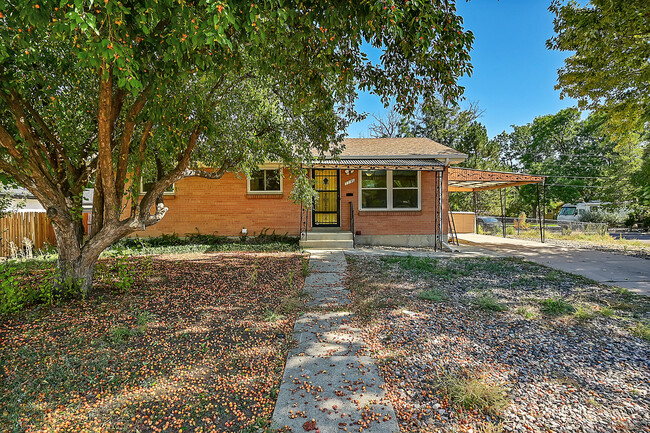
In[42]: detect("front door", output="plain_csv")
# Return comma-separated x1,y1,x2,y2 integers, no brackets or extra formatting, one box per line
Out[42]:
312,169,340,227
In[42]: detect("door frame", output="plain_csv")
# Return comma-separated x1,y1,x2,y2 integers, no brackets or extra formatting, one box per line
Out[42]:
312,169,341,227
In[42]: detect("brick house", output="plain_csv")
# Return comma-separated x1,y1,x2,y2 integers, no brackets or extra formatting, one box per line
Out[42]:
135,137,469,249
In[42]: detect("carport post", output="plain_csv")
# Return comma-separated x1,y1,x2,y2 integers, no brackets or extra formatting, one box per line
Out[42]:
536,183,543,243
499,188,506,238
473,191,478,234
542,181,546,243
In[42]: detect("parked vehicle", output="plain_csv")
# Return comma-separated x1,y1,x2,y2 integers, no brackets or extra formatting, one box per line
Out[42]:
477,216,500,232
557,202,605,222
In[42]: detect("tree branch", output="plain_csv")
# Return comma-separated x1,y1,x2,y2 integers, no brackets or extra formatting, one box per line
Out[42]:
114,86,150,203
97,62,119,222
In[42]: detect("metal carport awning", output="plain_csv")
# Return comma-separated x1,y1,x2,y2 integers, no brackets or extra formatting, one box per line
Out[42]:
447,167,547,243
310,158,445,171
448,167,545,191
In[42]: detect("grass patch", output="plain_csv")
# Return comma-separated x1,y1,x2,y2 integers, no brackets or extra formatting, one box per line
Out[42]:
573,306,596,322
598,306,615,317
631,322,650,341
612,286,634,298
515,306,537,319
441,371,509,415
472,294,507,312
539,297,575,316
348,278,403,322
262,308,285,322
109,325,139,343
417,289,447,302
301,257,310,277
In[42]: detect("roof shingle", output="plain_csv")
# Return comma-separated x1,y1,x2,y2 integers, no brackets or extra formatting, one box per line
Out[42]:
335,137,466,160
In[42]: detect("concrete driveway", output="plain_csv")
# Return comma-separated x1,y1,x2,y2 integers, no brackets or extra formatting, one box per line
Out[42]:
457,234,650,296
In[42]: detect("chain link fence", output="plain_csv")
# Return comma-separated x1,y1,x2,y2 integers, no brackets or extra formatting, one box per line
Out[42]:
476,215,608,240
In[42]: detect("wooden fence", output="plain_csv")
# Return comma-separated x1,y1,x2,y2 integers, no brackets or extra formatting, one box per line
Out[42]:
0,212,56,257
450,212,476,234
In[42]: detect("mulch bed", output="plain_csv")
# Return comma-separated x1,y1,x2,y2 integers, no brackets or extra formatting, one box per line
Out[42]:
1,252,305,433
346,255,650,433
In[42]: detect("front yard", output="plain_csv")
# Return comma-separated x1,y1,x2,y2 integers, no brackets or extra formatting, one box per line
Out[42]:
346,255,650,433
1,252,306,433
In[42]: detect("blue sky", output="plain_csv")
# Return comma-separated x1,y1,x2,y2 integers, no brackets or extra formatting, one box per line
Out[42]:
346,0,578,139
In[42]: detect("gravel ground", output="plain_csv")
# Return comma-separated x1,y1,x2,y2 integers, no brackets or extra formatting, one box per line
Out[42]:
346,255,650,433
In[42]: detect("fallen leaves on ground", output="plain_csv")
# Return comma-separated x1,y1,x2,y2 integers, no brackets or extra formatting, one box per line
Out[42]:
1,252,305,433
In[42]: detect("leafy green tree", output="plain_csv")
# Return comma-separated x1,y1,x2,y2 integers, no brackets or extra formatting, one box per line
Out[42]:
495,109,632,218
0,0,473,292
547,0,650,136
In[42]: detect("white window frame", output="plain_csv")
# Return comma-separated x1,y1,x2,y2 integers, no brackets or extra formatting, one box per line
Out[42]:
247,167,283,195
358,170,421,211
139,178,175,196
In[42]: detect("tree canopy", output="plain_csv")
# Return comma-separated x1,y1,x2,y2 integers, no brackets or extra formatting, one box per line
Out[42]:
0,0,474,291
547,0,650,136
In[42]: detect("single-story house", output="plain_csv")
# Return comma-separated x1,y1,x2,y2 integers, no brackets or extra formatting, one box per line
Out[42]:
138,137,468,249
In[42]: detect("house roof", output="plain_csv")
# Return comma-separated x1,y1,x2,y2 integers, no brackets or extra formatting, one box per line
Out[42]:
337,137,466,161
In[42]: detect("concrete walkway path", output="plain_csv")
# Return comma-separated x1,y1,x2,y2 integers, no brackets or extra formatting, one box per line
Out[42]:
458,233,650,296
272,250,399,433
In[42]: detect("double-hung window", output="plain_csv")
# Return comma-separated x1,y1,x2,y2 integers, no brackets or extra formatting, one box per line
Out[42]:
360,170,420,210
140,176,175,195
248,169,282,194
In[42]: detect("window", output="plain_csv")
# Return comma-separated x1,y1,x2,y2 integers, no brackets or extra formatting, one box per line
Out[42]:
360,170,420,210
248,169,282,194
559,207,576,216
139,177,175,195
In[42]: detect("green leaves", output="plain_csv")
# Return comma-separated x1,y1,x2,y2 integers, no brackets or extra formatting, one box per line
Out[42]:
548,0,650,137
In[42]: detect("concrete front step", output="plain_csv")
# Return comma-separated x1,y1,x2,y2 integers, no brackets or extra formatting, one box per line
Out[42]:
300,239,354,249
301,231,353,241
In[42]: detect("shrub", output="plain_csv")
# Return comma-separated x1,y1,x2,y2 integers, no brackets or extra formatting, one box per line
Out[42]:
579,210,625,227
0,265,23,315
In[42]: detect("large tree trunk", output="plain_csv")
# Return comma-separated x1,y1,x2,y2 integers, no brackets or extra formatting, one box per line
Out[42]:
51,221,103,297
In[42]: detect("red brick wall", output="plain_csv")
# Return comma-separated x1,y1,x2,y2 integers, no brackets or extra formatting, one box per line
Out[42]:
132,167,450,238
337,169,449,236
133,169,302,237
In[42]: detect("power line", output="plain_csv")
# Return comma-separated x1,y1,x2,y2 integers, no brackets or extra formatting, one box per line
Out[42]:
545,184,603,188
542,175,609,179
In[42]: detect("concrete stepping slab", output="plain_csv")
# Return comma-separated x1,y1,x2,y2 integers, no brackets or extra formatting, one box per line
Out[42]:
272,355,398,433
273,250,399,433
304,272,346,289
290,313,364,357
309,259,348,274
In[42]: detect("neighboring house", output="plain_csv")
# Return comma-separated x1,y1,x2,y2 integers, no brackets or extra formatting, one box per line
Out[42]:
1,187,94,214
1,187,47,212
137,137,467,249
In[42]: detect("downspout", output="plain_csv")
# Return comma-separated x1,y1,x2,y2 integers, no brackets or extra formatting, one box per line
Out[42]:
439,167,444,250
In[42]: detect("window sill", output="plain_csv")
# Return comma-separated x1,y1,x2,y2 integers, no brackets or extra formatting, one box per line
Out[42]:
247,191,283,195
359,208,422,213
139,192,176,196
